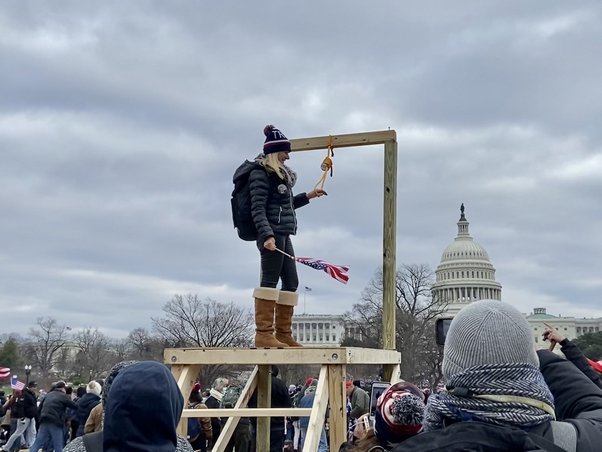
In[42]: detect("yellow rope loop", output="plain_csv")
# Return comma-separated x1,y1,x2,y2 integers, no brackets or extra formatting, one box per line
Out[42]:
314,136,335,191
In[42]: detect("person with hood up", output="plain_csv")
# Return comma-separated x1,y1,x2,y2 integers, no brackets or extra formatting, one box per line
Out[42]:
74,381,101,438
64,361,193,452
244,124,327,348
391,299,602,452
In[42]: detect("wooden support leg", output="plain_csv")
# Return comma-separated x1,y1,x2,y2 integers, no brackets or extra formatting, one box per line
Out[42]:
383,363,401,384
303,365,329,452
327,364,346,451
256,364,272,452
386,363,401,383
171,364,200,437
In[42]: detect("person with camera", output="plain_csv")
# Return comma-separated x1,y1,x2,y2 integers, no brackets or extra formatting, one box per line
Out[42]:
543,325,602,389
391,300,602,452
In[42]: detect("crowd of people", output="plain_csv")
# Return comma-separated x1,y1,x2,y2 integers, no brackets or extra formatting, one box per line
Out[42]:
341,300,602,452
0,299,601,451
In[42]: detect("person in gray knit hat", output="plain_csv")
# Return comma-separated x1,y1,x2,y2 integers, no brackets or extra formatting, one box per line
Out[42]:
442,298,540,377
391,300,602,452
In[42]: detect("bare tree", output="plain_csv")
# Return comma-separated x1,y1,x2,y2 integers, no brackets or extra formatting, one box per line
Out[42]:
343,270,384,349
127,327,164,361
110,338,130,361
152,295,253,348
344,265,447,386
70,327,113,381
25,317,71,378
152,294,254,385
395,264,447,383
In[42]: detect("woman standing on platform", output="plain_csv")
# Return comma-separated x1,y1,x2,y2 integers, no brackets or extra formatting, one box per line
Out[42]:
247,124,326,347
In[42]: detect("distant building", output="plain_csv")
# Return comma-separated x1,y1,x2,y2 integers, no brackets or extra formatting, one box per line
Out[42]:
526,307,602,349
433,204,601,350
299,205,602,350
432,204,502,316
291,314,345,346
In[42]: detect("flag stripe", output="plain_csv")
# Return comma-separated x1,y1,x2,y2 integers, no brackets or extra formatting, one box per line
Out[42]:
295,257,350,284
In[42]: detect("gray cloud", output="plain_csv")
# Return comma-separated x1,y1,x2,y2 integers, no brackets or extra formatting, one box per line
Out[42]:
1,1,601,337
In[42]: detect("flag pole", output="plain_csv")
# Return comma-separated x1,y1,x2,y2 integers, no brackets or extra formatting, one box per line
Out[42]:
303,289,306,314
275,248,295,260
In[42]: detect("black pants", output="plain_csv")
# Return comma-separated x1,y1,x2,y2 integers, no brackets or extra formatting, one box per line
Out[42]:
258,235,298,291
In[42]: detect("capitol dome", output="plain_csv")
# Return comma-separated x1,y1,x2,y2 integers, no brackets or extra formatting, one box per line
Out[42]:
440,238,490,263
432,204,502,316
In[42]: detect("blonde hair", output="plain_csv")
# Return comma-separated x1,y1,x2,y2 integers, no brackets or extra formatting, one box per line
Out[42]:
262,153,284,179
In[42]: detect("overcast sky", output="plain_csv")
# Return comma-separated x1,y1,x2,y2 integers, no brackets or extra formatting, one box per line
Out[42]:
2,1,601,339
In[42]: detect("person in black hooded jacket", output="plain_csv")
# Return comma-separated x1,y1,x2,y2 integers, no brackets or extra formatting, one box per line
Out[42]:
63,361,193,452
74,381,101,437
247,124,326,348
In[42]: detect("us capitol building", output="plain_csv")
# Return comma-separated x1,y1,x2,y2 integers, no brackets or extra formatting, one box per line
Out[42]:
433,205,601,348
291,205,601,347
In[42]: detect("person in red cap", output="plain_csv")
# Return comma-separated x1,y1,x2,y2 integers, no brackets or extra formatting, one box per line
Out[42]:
346,380,370,420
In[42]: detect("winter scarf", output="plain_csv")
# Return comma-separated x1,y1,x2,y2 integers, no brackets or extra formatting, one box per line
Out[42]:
423,363,555,431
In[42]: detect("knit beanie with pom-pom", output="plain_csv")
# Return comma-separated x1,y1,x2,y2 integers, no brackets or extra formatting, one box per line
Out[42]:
374,381,425,445
263,124,291,154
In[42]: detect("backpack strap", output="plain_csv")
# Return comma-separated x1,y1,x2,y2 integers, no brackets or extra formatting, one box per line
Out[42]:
82,431,104,452
549,421,577,452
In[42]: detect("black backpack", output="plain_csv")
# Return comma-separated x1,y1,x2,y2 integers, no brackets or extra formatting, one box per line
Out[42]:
231,160,259,241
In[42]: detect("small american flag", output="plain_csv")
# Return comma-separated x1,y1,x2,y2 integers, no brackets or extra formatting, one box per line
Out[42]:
295,257,350,284
11,375,25,391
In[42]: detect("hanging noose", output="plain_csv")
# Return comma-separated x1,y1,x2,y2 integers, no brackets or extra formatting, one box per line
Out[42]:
314,136,334,191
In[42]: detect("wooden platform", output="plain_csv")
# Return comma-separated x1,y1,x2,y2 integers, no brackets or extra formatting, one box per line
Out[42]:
165,347,401,452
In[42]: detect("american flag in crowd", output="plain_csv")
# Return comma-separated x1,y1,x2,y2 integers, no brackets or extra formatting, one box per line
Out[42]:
295,257,350,284
0,367,10,379
11,375,25,391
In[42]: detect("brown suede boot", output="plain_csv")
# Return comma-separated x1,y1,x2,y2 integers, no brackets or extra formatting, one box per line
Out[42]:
254,287,288,348
275,291,302,347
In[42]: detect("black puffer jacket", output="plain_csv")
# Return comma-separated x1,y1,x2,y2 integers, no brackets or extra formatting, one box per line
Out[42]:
38,389,77,427
558,338,602,389
22,388,38,418
247,160,309,242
